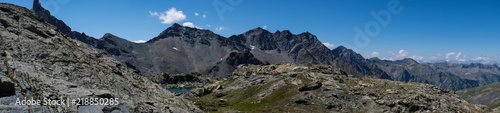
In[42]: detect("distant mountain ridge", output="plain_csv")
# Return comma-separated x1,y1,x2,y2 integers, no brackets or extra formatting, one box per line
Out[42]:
332,46,500,91
30,0,500,91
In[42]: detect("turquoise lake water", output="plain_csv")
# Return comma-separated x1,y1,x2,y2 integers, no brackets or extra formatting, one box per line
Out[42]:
167,88,194,93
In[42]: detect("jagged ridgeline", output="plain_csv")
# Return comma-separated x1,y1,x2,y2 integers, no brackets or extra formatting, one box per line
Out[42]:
0,3,201,112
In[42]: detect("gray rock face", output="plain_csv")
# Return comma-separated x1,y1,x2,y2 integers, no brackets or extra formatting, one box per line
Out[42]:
191,64,488,112
0,3,201,113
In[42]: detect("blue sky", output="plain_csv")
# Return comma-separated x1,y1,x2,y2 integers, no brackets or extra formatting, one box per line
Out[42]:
3,0,500,64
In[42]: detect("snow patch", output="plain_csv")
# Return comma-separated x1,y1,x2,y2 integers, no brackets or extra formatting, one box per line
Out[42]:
250,45,255,50
173,47,178,51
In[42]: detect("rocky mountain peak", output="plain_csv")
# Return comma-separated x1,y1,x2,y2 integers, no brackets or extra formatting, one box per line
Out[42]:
102,33,116,38
171,23,182,28
332,46,365,62
334,45,348,51
32,0,43,12
243,27,271,36
397,58,419,65
31,0,72,35
99,33,131,46
148,23,217,43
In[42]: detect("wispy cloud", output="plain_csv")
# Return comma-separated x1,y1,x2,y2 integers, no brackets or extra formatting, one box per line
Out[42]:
215,27,226,31
150,8,186,24
396,49,408,58
202,14,206,18
472,56,489,61
263,25,267,29
455,52,467,62
445,52,456,61
370,52,380,57
410,55,424,61
322,42,335,49
195,12,199,16
149,11,158,16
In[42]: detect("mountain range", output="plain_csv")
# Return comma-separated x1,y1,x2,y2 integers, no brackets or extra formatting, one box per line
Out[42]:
30,0,500,91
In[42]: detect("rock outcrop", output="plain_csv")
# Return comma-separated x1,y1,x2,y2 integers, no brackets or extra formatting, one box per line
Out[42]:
0,3,201,112
151,72,217,89
189,64,488,112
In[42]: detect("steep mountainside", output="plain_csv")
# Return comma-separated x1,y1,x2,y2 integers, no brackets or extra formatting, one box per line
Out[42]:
457,82,500,110
331,46,392,79
187,64,487,112
0,3,201,112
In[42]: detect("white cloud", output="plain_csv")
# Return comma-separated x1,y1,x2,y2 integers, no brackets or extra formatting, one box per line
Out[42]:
454,52,467,62
445,52,456,61
202,15,206,18
182,22,202,29
472,56,489,61
149,11,158,16
322,43,335,49
195,12,199,16
206,24,211,27
455,52,462,60
410,55,424,61
150,8,186,24
215,27,226,31
396,49,408,58
263,25,267,29
370,52,380,57
132,40,146,43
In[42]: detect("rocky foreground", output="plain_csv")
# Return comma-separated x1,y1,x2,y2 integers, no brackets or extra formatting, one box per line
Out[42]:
0,3,201,112
187,64,488,112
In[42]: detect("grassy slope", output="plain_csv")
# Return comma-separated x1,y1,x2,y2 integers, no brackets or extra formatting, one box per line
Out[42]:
457,82,500,109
